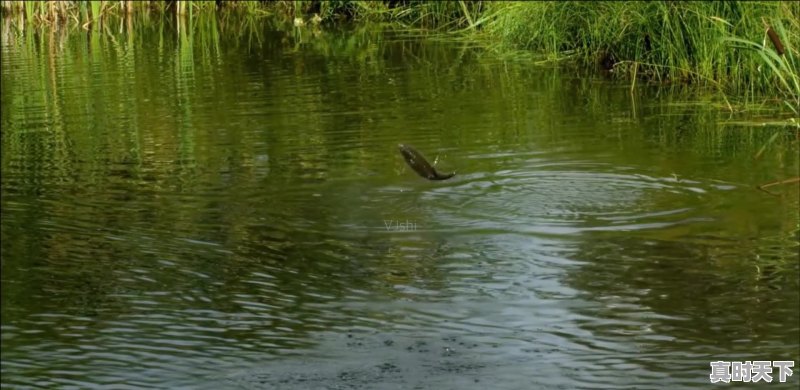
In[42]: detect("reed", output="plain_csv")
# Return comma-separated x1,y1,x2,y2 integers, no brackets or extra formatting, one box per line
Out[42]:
381,1,483,30
725,17,799,111
2,1,798,107
480,2,799,98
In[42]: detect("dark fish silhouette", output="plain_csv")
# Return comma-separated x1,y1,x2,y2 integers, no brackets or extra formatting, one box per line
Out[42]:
398,144,455,181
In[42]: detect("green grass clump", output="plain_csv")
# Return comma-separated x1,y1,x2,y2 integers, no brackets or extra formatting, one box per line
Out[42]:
480,1,799,101
725,18,799,112
2,1,798,110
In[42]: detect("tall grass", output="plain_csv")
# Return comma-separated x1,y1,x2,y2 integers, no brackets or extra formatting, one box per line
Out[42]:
725,18,799,113
480,2,799,99
0,1,484,28
2,0,799,109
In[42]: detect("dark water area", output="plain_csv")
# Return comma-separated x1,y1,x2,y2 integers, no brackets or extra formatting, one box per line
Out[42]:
1,16,798,389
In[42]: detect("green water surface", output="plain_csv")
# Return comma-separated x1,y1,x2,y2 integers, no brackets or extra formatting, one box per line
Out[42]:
1,16,798,389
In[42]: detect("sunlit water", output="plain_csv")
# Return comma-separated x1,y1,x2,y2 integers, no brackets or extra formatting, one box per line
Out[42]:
2,18,798,389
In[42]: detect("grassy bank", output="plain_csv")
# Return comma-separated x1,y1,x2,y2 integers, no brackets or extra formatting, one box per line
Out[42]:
1,1,799,113
480,2,799,111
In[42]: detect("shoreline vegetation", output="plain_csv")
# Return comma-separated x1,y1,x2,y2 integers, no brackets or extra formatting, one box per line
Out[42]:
1,2,798,194
1,1,798,116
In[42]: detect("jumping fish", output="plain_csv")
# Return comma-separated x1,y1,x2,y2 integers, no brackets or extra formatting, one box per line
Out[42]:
398,143,455,181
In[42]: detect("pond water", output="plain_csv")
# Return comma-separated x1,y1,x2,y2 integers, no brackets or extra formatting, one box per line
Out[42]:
2,17,798,389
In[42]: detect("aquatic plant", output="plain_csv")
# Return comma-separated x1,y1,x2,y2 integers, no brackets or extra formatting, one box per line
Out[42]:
1,0,798,110
480,2,799,97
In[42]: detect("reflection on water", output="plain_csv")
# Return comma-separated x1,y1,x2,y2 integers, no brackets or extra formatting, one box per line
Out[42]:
2,16,798,389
